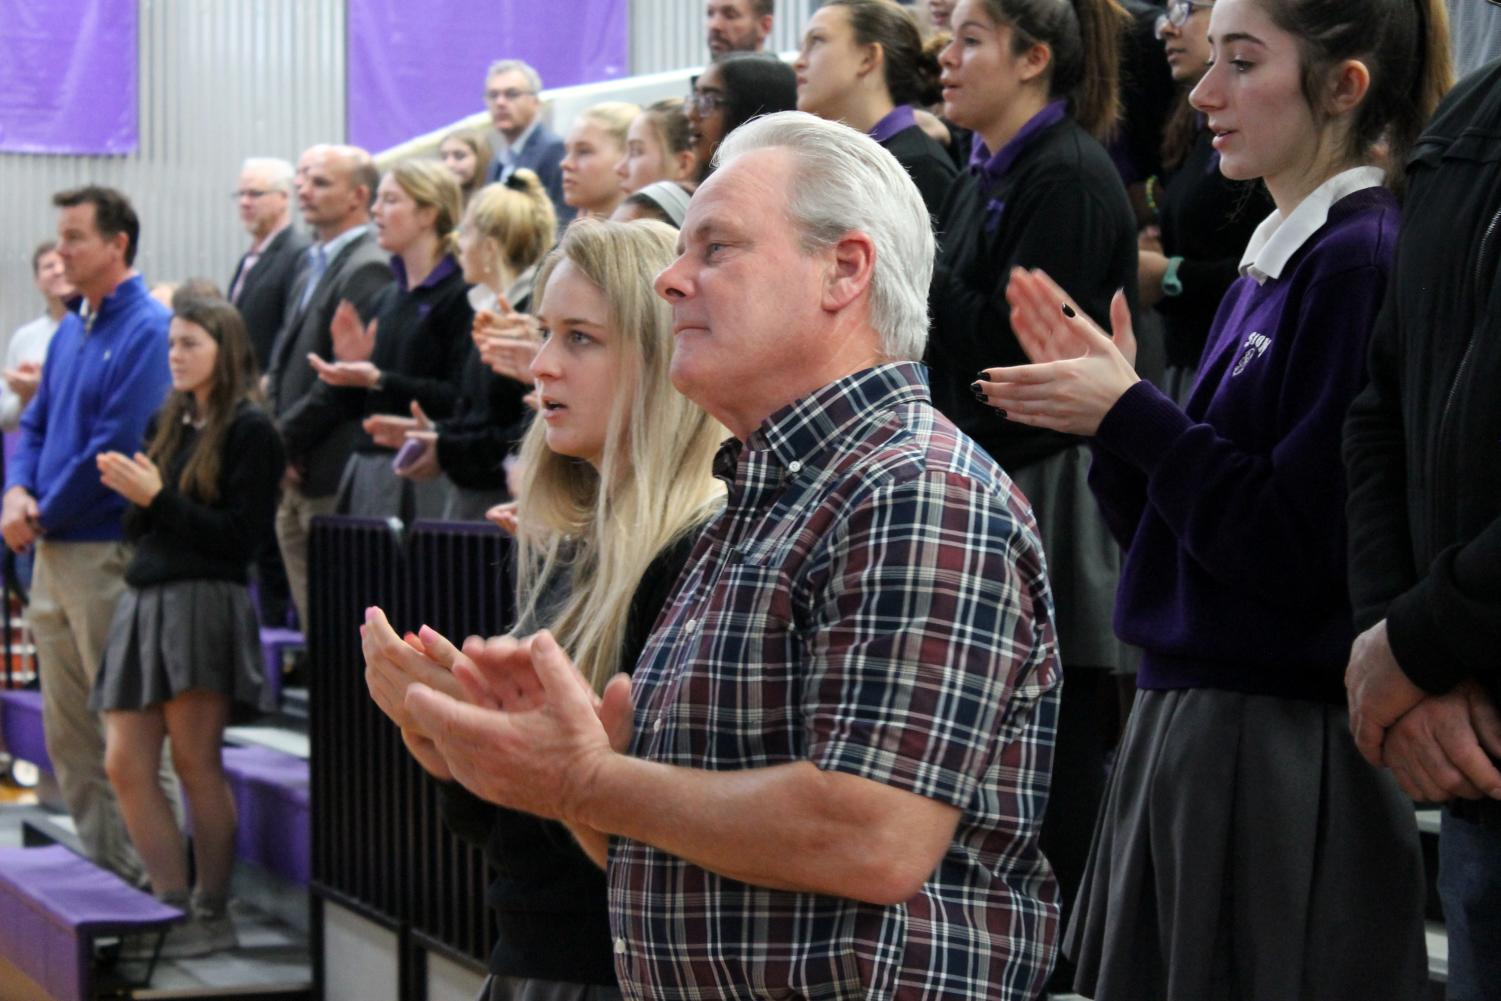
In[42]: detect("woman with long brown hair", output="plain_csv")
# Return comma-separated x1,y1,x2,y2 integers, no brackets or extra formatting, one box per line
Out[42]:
93,292,285,956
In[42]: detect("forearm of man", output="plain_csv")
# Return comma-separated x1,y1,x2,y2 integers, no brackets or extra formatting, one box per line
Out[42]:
573,756,958,906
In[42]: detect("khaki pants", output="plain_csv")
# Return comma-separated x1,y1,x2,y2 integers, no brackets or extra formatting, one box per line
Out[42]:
30,540,180,882
275,484,339,632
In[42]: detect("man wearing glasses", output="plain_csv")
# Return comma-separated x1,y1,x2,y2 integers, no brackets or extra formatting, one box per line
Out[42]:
228,156,308,634
483,59,570,224
229,157,309,372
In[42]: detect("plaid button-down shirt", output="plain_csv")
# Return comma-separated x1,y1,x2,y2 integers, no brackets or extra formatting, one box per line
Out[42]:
608,362,1061,1000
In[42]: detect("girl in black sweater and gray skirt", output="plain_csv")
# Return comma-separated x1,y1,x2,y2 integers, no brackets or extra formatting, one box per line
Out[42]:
93,292,285,956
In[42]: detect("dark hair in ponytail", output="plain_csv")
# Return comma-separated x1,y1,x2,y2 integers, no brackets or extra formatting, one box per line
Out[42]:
829,0,944,107
981,0,1130,141
1257,0,1452,197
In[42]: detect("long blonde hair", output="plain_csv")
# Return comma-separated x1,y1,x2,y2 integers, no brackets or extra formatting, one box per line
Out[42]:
515,219,726,692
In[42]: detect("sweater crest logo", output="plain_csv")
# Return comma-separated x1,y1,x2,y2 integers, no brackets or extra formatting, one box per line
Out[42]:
1231,332,1270,376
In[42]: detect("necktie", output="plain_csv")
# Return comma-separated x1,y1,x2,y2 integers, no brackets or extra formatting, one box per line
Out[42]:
230,249,260,304
298,245,329,312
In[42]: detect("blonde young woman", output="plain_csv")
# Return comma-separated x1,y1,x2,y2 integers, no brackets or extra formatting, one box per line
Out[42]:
361,219,725,1001
370,172,557,520
306,159,472,521
560,101,639,219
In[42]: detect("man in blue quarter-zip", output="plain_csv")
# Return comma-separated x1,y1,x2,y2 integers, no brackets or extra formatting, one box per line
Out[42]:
1,186,176,883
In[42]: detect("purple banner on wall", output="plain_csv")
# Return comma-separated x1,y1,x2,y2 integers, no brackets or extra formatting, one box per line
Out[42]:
0,0,138,155
347,0,629,154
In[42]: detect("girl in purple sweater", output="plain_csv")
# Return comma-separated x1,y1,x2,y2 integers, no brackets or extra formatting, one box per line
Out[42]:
976,0,1451,997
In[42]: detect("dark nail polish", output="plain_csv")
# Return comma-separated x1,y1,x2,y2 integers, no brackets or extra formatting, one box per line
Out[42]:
1061,303,1077,318
969,380,983,392
995,409,1009,419
975,370,989,380
973,390,988,402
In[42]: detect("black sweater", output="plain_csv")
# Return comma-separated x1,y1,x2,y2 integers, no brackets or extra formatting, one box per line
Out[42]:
435,287,536,492
438,527,703,983
124,404,286,588
434,349,531,491
304,257,473,456
1155,125,1273,369
880,125,958,220
1343,60,1501,787
928,115,1139,471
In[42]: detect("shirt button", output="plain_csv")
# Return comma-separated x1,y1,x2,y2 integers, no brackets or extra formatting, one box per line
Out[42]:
653,717,663,733
684,618,698,633
788,460,803,473
614,937,627,955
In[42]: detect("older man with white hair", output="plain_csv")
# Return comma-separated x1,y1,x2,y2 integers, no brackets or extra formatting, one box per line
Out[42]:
229,156,310,371
366,111,1063,1000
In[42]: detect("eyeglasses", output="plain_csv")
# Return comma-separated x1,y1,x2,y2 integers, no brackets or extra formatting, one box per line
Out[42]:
486,87,534,102
1154,0,1213,38
685,89,726,117
230,189,280,200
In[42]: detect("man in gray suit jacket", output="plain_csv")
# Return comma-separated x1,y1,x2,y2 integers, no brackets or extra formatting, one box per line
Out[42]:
483,59,572,225
230,157,311,372
267,144,392,630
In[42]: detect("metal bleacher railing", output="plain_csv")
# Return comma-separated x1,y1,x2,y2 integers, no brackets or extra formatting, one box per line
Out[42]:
306,515,516,998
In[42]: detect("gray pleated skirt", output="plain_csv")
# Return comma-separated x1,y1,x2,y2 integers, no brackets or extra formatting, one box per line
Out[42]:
1066,687,1427,1001
1009,444,1134,672
90,579,267,712
339,451,450,523
442,482,508,522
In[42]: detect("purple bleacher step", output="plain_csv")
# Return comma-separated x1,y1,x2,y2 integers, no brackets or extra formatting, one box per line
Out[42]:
221,744,311,886
0,688,51,775
0,844,183,1001
259,627,304,711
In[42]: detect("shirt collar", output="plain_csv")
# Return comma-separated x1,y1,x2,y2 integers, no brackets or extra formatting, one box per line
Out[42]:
498,119,541,159
467,283,499,313
715,362,931,505
390,253,458,292
504,262,540,310
250,221,291,256
969,99,1068,187
86,274,150,328
1238,165,1385,285
869,105,916,144
318,223,369,261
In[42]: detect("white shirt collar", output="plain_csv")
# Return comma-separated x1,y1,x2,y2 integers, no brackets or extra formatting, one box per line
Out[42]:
467,283,499,313
318,223,369,260
498,119,541,161
1238,165,1386,285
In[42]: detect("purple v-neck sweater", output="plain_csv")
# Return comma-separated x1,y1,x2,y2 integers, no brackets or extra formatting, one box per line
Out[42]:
1088,186,1400,703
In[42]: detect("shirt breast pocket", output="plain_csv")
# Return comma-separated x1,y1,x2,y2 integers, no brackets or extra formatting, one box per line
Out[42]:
704,553,796,634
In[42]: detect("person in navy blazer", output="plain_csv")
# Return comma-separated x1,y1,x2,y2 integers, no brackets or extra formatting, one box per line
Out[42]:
228,158,312,372
482,59,573,226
